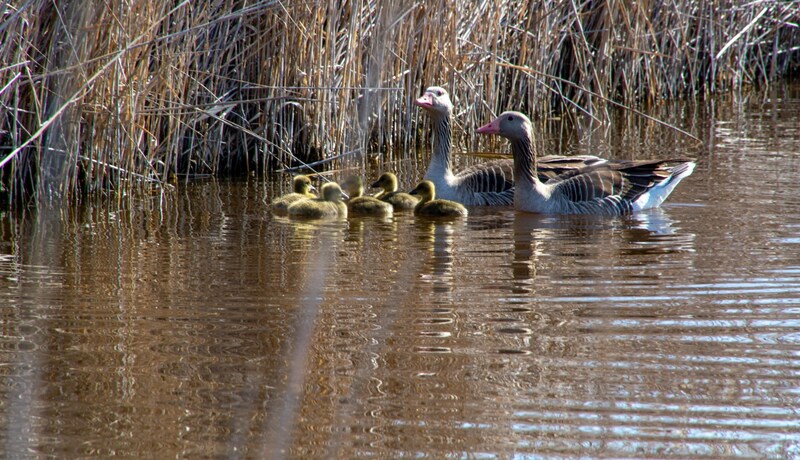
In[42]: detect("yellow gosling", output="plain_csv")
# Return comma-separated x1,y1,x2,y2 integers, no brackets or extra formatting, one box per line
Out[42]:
271,175,316,213
341,176,393,217
409,180,468,217
287,182,347,219
370,172,418,210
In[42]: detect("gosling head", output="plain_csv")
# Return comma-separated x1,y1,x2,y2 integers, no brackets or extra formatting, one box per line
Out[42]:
370,172,399,192
409,180,436,202
340,176,365,198
476,111,533,142
320,182,344,202
414,86,453,118
292,174,313,194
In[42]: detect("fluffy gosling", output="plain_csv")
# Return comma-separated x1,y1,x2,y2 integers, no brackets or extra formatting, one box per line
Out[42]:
341,176,393,217
287,182,347,219
370,172,418,210
409,180,468,217
271,175,316,213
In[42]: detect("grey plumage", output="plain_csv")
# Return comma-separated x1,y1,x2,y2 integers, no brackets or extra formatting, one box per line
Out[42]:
477,111,696,215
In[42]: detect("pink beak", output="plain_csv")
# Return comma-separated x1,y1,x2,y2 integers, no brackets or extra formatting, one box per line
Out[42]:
476,118,501,135
414,93,433,109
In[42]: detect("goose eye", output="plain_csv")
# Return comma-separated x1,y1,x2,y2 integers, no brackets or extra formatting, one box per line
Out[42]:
507,115,514,121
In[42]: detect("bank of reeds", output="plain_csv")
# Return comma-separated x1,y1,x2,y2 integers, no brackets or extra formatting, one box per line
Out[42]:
1,0,797,207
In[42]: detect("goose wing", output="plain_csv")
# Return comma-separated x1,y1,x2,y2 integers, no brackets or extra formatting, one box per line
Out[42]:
551,158,694,204
537,155,607,182
453,158,514,194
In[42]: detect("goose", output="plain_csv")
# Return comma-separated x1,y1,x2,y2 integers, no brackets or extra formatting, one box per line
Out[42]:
415,86,606,205
409,180,468,217
287,182,348,218
415,86,514,206
271,174,316,213
476,111,696,215
370,172,419,210
341,176,393,217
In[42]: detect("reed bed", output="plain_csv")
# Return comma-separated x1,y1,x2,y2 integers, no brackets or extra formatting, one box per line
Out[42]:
1,0,797,206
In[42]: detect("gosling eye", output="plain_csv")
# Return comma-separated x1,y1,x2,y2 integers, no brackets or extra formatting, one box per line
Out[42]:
507,115,514,121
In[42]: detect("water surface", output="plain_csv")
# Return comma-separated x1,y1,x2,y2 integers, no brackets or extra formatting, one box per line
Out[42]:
1,86,800,458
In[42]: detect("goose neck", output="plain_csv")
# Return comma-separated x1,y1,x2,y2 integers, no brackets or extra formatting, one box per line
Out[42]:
511,137,539,186
430,114,453,171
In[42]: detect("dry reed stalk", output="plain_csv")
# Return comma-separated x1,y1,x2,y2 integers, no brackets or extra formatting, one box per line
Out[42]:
0,0,797,207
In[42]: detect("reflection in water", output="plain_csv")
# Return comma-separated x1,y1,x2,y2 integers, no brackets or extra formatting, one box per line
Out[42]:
3,208,57,458
510,208,696,297
415,218,463,293
259,219,344,458
2,87,800,457
511,212,544,295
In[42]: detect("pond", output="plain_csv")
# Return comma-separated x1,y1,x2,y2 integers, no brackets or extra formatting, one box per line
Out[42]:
1,86,800,458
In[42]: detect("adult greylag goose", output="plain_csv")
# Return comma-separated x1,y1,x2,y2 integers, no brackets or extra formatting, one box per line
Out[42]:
409,180,468,217
288,182,348,218
341,176,393,217
271,174,316,213
415,86,513,206
415,86,606,205
476,111,696,215
370,172,418,210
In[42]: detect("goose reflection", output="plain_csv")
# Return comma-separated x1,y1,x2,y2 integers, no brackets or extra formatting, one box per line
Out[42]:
511,213,548,295
510,207,696,290
619,207,697,257
628,207,678,235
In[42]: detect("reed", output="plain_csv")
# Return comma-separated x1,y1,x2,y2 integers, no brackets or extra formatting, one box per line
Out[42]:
1,0,797,207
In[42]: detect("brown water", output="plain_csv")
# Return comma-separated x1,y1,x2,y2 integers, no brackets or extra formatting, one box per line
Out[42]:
2,87,800,458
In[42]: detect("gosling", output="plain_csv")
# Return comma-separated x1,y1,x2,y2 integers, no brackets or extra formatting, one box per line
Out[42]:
370,172,418,210
271,175,316,213
341,176,393,217
409,180,468,217
287,182,348,219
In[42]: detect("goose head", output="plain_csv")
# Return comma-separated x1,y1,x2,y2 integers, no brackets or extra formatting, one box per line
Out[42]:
476,111,532,141
321,182,345,202
414,86,453,117
370,172,398,192
409,180,436,202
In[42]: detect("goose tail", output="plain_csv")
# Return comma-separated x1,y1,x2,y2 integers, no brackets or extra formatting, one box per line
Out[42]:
634,160,696,210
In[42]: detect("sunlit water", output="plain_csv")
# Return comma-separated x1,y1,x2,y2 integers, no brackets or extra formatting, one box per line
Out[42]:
2,86,800,458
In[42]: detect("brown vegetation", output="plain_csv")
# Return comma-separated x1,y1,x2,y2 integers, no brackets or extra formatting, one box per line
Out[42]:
1,0,797,206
